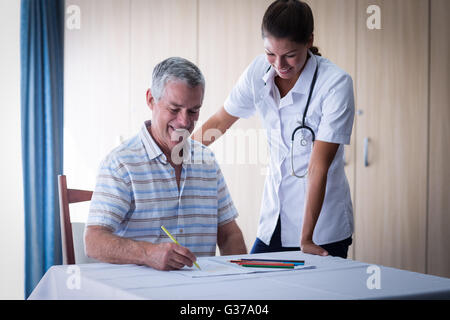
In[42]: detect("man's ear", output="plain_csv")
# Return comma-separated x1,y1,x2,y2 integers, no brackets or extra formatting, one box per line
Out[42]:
146,88,154,111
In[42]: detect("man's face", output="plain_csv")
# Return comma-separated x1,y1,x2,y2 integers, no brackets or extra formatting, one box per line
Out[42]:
147,80,203,154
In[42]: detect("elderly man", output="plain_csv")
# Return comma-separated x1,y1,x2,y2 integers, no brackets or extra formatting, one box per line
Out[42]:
85,57,247,270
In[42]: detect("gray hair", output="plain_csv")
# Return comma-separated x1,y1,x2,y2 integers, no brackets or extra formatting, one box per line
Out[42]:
151,57,205,102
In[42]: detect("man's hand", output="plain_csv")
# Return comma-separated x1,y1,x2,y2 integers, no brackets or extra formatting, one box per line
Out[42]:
142,242,198,271
300,239,328,257
85,225,197,270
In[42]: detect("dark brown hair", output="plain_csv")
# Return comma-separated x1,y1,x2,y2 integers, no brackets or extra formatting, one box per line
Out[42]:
262,0,321,56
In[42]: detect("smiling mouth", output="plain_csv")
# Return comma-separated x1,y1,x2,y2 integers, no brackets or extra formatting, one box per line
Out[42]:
169,126,190,141
278,67,292,74
169,125,189,132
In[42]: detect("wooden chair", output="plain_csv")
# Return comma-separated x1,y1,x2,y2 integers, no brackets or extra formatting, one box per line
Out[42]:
58,174,93,264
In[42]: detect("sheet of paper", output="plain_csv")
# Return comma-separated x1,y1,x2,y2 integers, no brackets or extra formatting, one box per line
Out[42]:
172,259,254,277
172,258,315,278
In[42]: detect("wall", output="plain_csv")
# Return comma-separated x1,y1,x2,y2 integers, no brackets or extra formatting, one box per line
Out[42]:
0,0,24,300
1,0,445,299
63,0,266,251
64,0,450,276
64,0,356,258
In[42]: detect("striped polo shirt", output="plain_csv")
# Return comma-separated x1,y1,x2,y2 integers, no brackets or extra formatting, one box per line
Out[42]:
87,120,238,256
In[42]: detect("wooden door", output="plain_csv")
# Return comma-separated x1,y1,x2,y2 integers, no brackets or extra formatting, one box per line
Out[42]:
354,0,429,273
427,0,450,278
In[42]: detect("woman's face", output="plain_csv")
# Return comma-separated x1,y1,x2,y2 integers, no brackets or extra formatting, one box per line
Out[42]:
263,35,312,81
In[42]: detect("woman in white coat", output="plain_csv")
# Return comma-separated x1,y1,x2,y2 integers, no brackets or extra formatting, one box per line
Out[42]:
194,0,355,258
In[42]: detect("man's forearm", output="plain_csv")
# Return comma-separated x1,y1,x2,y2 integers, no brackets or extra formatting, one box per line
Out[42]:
219,231,247,256
85,226,147,265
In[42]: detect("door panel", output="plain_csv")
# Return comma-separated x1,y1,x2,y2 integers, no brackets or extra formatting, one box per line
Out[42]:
354,0,429,273
428,0,450,278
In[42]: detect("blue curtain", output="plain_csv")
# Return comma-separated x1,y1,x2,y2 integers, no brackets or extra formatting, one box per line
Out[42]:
20,0,65,298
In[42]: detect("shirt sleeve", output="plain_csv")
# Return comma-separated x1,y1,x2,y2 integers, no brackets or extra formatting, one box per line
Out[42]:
87,154,132,232
316,73,355,145
215,160,239,226
223,58,258,119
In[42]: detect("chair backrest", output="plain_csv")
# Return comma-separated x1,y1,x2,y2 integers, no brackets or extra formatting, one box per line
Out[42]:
58,174,93,264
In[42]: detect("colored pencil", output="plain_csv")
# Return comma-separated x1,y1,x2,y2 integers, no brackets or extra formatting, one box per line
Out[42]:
230,259,304,266
240,258,305,264
233,261,294,267
240,264,294,269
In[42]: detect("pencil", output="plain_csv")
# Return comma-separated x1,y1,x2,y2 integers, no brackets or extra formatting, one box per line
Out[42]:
240,264,294,269
160,225,201,270
240,258,305,264
230,261,294,266
236,262,294,267
230,259,304,266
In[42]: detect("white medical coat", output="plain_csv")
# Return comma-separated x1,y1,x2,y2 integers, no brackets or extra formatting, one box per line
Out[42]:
224,52,355,246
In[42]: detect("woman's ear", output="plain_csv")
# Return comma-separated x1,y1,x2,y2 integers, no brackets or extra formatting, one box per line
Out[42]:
307,33,314,48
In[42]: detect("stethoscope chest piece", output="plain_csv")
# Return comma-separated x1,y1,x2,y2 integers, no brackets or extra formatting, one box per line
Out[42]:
300,138,308,147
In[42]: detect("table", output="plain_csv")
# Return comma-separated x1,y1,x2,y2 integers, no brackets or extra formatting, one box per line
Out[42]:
28,251,450,300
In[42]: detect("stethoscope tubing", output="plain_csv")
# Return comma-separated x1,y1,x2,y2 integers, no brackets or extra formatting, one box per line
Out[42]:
290,55,319,178
291,56,319,142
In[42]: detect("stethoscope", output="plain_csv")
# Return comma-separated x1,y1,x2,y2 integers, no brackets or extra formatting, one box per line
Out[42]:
291,55,319,178
265,54,319,178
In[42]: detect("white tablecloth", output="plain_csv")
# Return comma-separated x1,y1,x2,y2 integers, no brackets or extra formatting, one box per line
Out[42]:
28,251,450,300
